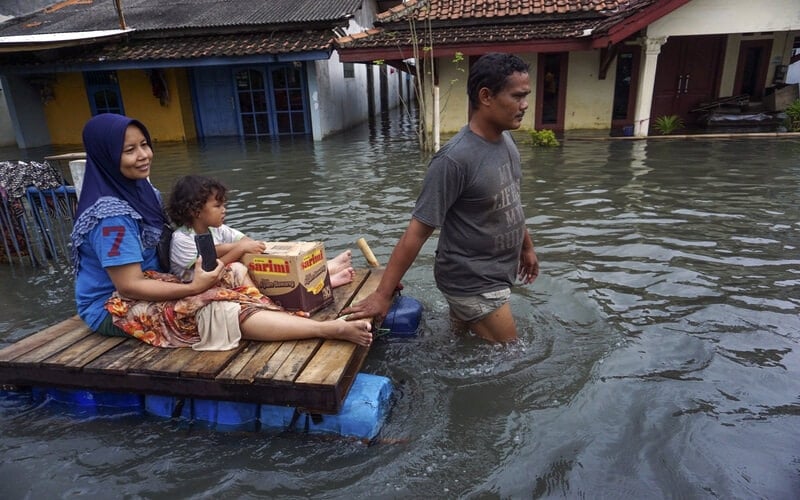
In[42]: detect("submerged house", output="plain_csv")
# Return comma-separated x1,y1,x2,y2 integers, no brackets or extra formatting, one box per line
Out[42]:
336,0,800,139
0,0,410,148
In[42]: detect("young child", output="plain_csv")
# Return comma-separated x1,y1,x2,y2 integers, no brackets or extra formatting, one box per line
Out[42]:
166,174,355,286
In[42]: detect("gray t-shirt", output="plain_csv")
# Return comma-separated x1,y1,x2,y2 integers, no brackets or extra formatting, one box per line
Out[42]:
412,125,527,296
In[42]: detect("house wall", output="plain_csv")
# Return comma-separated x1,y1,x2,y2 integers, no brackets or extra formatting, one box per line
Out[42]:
436,58,469,135
117,68,195,142
41,68,196,146
649,0,800,101
564,51,616,130
2,74,51,148
437,51,617,134
43,73,92,145
315,0,409,138
432,0,800,137
312,52,370,139
648,0,800,37
0,83,17,146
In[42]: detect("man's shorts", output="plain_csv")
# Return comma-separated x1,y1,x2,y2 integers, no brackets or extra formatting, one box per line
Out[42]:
441,287,511,323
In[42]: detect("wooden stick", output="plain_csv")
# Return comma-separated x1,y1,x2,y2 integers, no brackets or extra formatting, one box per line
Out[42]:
356,237,380,268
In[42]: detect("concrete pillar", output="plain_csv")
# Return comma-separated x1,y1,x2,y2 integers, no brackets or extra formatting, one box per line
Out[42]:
633,36,667,137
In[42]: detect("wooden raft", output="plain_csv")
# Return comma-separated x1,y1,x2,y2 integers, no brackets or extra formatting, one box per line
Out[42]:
0,268,382,414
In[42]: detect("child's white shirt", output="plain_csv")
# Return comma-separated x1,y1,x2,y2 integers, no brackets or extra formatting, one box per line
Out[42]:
170,224,246,282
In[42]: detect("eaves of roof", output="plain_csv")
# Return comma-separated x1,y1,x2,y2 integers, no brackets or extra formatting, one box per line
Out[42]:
0,30,335,73
0,0,366,71
336,0,693,62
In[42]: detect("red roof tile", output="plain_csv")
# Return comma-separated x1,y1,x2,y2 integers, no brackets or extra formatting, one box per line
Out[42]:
377,0,639,22
338,0,674,61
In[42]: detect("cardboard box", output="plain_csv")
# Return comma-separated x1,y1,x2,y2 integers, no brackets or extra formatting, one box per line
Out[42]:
242,241,333,314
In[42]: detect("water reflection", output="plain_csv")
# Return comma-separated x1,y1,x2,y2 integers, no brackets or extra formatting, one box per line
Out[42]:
1,117,799,497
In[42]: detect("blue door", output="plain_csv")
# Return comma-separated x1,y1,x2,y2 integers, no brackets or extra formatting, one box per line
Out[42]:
191,67,239,136
192,64,310,138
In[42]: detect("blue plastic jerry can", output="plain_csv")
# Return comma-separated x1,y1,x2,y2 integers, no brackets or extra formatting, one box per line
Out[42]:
381,295,422,337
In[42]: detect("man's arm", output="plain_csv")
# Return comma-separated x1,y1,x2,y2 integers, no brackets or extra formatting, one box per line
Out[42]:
518,229,539,284
343,217,434,321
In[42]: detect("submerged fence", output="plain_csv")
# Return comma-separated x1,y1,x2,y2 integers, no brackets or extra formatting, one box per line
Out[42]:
0,158,78,266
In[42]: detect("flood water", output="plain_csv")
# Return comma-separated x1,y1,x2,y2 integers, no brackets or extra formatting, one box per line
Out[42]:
1,112,799,498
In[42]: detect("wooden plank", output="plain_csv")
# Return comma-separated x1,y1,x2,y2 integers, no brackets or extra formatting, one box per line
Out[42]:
125,345,177,374
216,341,281,384
313,268,370,320
134,347,198,376
347,268,384,310
83,339,159,375
255,341,298,381
296,268,384,386
41,334,127,370
10,323,94,365
295,340,357,386
0,315,85,362
270,339,321,383
180,345,246,379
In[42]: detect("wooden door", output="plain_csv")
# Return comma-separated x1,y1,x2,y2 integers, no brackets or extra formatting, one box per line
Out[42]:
191,67,239,137
535,52,568,132
650,35,725,129
733,39,773,100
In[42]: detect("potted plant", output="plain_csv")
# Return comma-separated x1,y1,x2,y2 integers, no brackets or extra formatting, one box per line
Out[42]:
784,99,800,132
653,115,684,135
528,129,560,147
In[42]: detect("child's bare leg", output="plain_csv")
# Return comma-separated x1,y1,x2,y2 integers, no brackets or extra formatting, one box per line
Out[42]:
330,267,355,288
223,261,257,288
240,309,372,346
327,250,352,275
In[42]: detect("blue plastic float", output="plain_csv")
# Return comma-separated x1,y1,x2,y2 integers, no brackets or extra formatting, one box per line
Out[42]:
25,373,392,440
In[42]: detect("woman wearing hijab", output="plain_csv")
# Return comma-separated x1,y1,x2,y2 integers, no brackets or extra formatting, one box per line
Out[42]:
71,113,372,349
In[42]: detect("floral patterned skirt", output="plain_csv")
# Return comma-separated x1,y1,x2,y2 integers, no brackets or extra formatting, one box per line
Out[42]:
104,265,287,348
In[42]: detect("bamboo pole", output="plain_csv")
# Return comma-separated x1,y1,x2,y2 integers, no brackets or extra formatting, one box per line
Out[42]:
356,238,380,268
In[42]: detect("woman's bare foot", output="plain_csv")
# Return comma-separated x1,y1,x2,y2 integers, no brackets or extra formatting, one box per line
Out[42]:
330,266,355,288
327,250,352,275
325,318,372,346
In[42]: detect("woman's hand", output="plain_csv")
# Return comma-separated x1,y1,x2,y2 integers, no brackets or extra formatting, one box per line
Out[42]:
191,256,225,291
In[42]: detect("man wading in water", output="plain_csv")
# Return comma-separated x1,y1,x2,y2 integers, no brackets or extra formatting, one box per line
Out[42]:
343,53,539,343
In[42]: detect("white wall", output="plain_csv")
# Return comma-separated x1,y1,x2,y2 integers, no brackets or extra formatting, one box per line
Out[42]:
313,0,400,138
648,0,800,36
565,51,616,130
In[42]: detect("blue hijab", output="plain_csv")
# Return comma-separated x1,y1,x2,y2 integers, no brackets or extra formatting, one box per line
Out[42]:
71,113,166,272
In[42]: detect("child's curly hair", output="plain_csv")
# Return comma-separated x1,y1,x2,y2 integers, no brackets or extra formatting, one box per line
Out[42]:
166,175,227,227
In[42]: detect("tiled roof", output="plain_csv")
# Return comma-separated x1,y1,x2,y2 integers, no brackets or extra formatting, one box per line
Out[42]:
0,30,335,69
0,0,364,35
0,0,366,70
336,0,674,60
377,0,638,22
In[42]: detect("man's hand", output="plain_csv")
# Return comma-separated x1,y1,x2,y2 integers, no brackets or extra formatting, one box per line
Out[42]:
518,247,539,284
342,291,394,324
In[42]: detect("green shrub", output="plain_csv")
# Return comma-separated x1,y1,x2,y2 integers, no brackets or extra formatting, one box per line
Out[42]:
653,115,684,135
529,129,560,147
784,99,800,132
